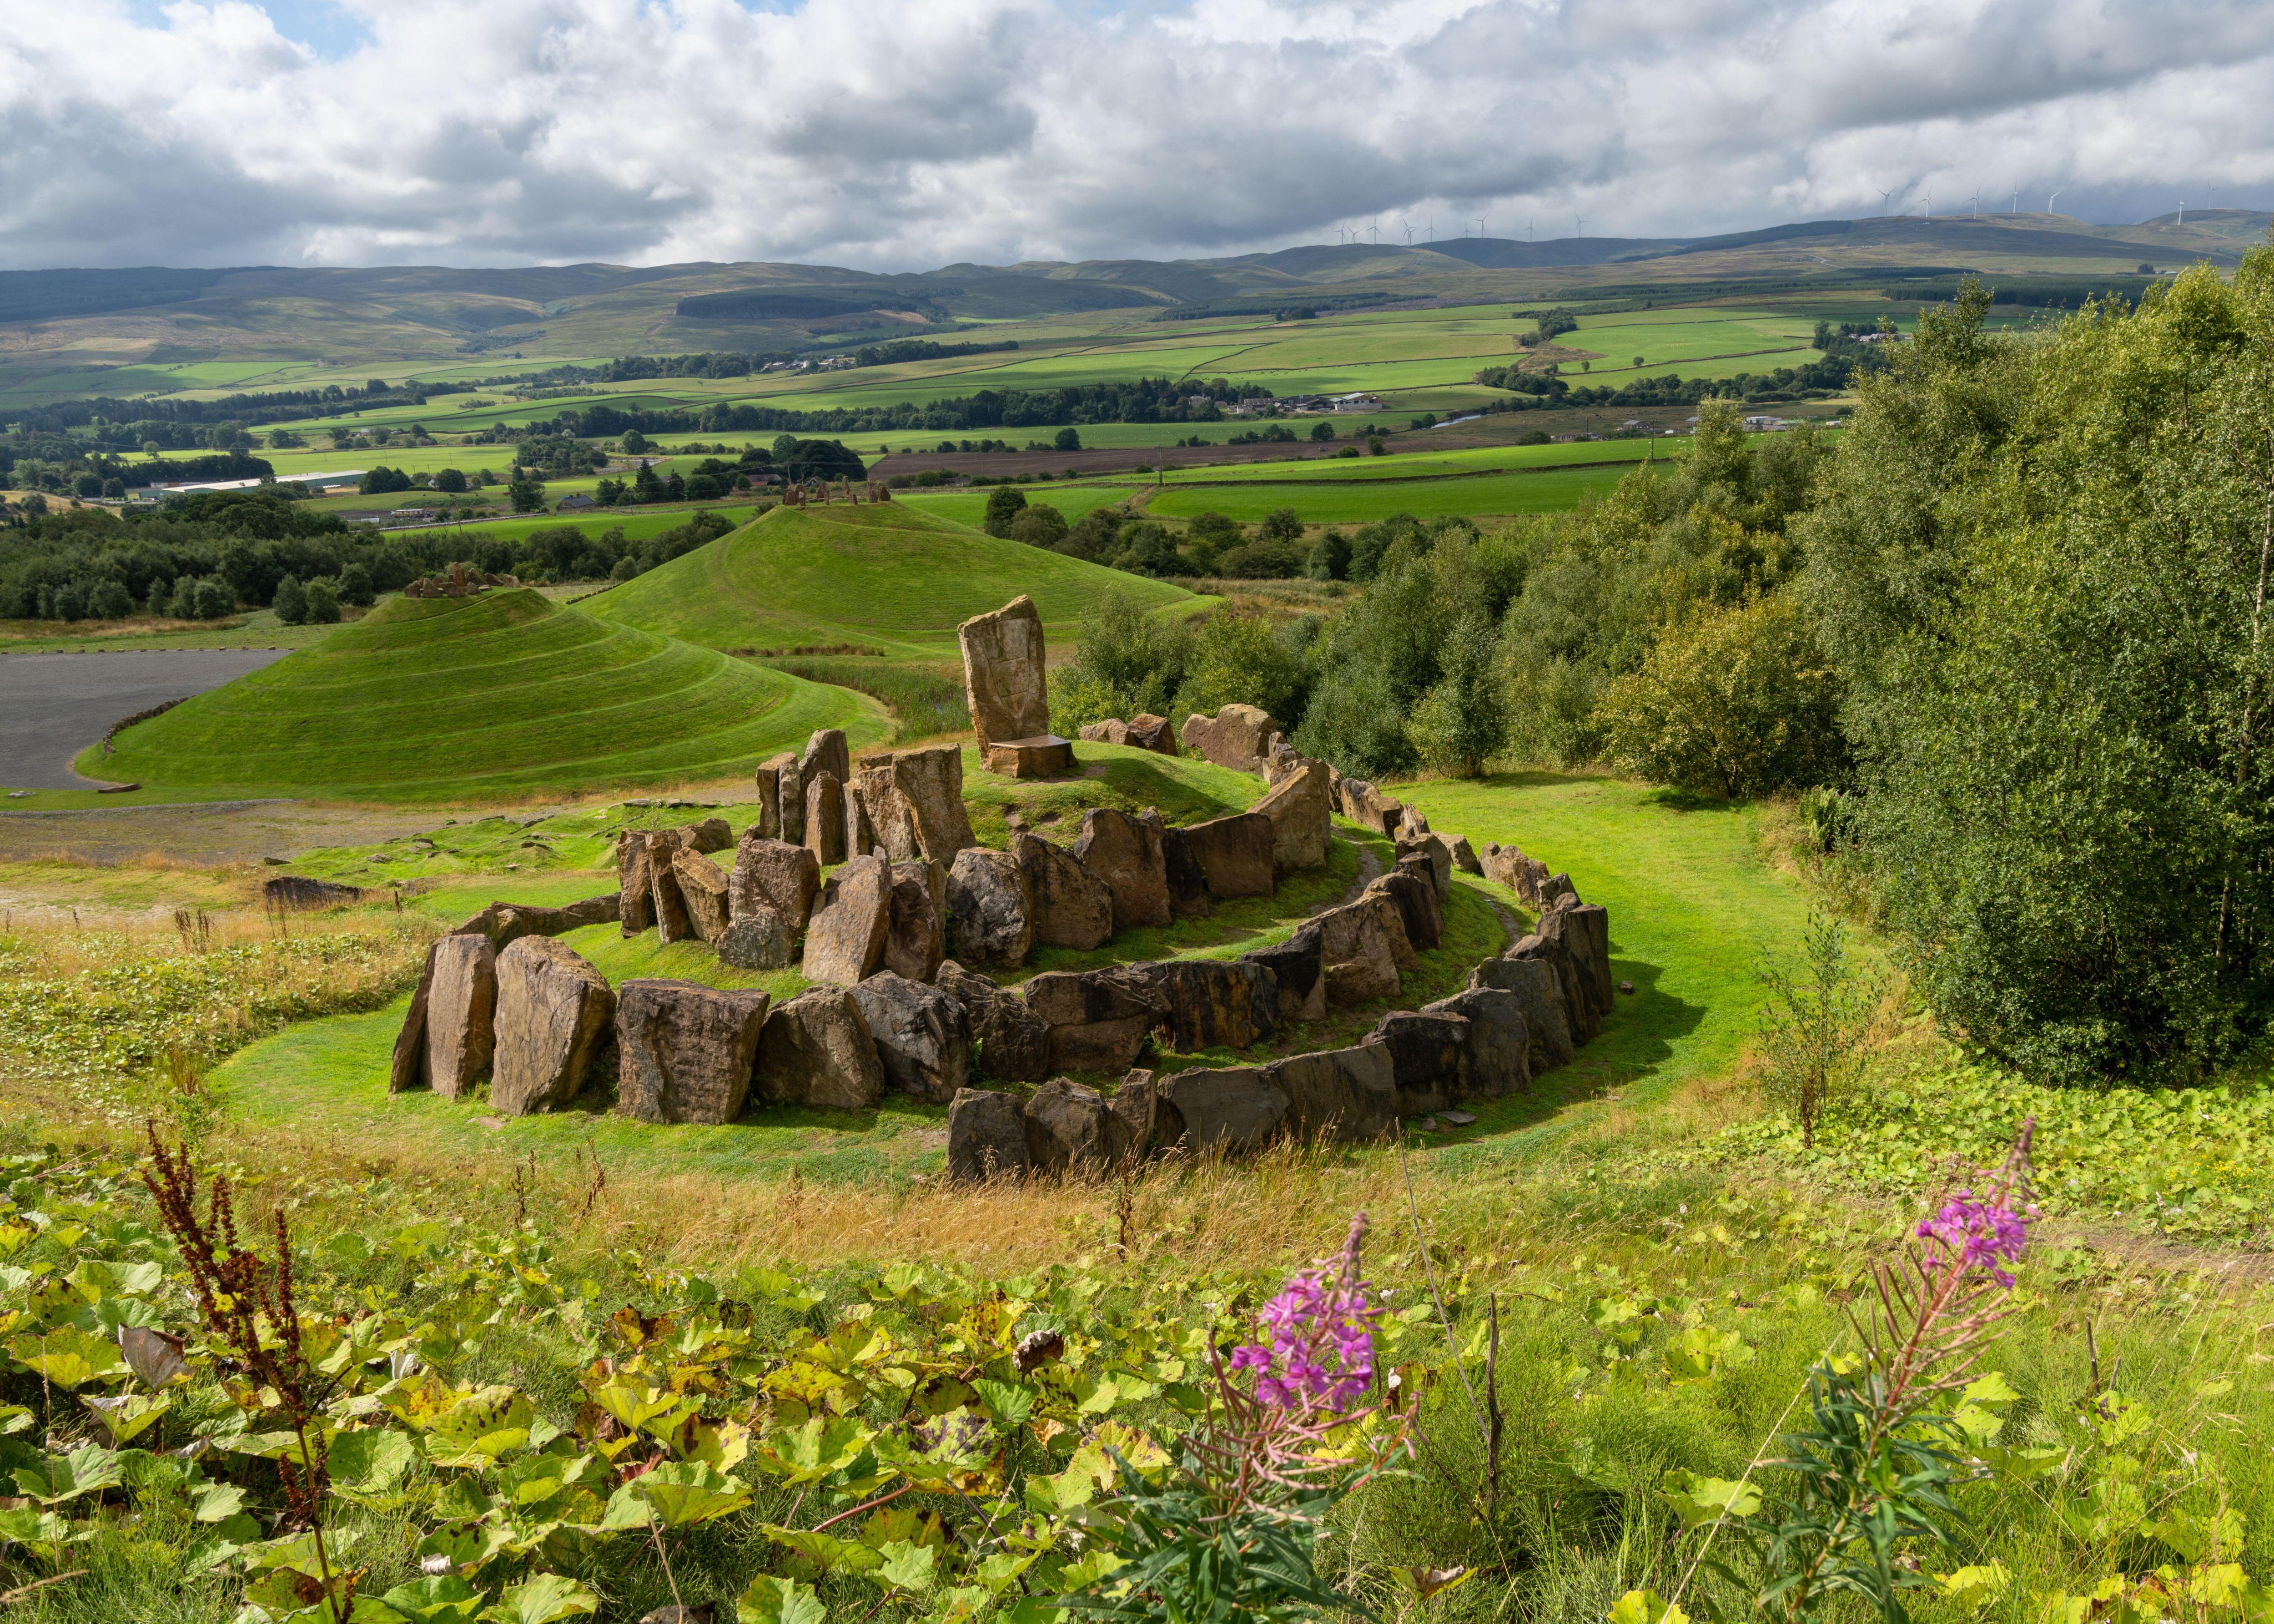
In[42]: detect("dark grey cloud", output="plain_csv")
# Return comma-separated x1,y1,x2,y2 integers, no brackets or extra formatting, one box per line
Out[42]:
0,0,2269,273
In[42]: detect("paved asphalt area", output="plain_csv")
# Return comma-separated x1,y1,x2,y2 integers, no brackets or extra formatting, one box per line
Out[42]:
0,649,290,789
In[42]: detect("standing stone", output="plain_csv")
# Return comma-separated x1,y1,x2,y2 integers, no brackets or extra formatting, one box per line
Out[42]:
1073,807,1172,930
646,834,694,945
684,818,734,855
1366,1009,1470,1116
1022,1078,1108,1172
1159,826,1212,917
775,754,805,846
1156,1066,1288,1153
957,595,1053,749
1023,966,1164,1072
802,772,846,865
750,761,783,840
425,933,497,1100
1078,719,1132,746
1541,902,1615,1031
617,832,656,935
1241,921,1327,1024
847,972,971,1102
614,980,770,1124
801,854,892,985
451,895,621,953
844,781,877,860
1267,1045,1399,1143
947,1088,1031,1181
1180,704,1279,776
800,728,850,790
492,937,615,1115
1538,870,1577,911
1366,870,1442,953
730,835,821,932
1127,714,1177,755
1015,833,1115,950
946,847,1033,965
1396,832,1453,901
1249,760,1332,871
1131,958,1278,1052
1450,836,1484,877
1314,897,1406,1005
1395,805,1432,840
1181,812,1276,898
1422,987,1531,1101
1105,1069,1158,1162
754,986,885,1111
1469,956,1576,1072
937,960,1051,1081
390,944,438,1092
1510,931,1597,1044
896,745,977,861
984,737,1075,778
885,860,947,982
719,905,794,970
671,849,732,944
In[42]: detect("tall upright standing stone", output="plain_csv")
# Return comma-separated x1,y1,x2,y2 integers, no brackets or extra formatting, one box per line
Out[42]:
958,595,1073,776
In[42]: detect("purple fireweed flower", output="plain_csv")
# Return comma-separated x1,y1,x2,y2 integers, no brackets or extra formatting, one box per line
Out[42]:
1916,1189,2033,1287
1229,1215,1380,1414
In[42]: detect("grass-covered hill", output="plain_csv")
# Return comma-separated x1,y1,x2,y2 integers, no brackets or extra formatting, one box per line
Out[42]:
90,587,882,801
584,499,1195,656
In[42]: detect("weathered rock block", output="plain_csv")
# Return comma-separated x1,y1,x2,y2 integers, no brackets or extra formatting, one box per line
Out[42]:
1127,714,1177,755
983,736,1076,779
1181,704,1279,776
492,937,615,1115
452,894,620,952
773,753,805,846
847,972,970,1103
685,817,734,855
1395,805,1432,840
959,595,1052,749
750,761,783,840
1242,920,1327,1024
946,847,1032,966
1314,897,1405,1005
1397,833,1453,901
1181,812,1275,898
947,1087,1030,1181
730,835,822,932
1266,1044,1398,1142
1157,1066,1288,1153
671,850,732,944
885,860,947,983
1022,1077,1108,1172
1366,1009,1469,1116
937,960,1050,1081
1078,719,1131,745
1024,966,1163,1072
1105,1069,1158,1162
1468,956,1576,1072
1015,833,1114,950
615,980,770,1124
1250,759,1332,871
390,944,438,1093
1159,826,1212,917
1132,958,1277,1052
425,933,497,1100
1449,836,1483,877
858,744,976,864
754,986,885,1111
799,728,850,791
719,905,794,970
1509,931,1597,1044
1538,870,1577,911
1366,870,1442,954
801,854,891,986
618,832,657,935
649,836,694,945
1336,776,1402,837
1422,987,1531,1101
844,781,876,860
1540,902,1614,1031
803,772,846,866
1073,807,1172,931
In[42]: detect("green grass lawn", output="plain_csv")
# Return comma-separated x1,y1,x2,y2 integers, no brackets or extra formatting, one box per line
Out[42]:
586,498,1191,656
892,483,1137,531
91,588,885,801
1147,461,1651,523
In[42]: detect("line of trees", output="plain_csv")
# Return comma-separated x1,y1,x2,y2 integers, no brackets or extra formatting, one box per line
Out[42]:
521,376,1256,440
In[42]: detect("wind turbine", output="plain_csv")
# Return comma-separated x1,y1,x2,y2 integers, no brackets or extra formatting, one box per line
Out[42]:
1878,186,1896,217
1427,214,1434,243
1969,190,1980,219
2011,185,2020,213
2046,188,2062,215
1923,186,1932,219
1478,209,1491,239
1400,217,1414,245
2178,199,2186,227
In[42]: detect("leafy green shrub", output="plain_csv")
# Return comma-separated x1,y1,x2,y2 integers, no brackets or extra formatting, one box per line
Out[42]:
1408,611,1506,777
1596,592,1844,799
86,578,133,619
303,578,341,623
191,578,235,619
1009,503,1069,548
1051,590,1196,732
1174,604,1308,725
1753,912,1887,1145
271,574,307,624
983,484,1027,537
336,559,375,605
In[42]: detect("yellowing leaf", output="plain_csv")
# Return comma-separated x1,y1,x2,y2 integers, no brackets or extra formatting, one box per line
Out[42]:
736,1574,826,1624
1933,1561,2011,1611
1608,1589,1689,1624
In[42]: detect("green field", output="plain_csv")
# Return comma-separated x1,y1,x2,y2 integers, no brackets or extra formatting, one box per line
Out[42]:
586,498,1193,655
91,588,884,801
1146,460,1652,523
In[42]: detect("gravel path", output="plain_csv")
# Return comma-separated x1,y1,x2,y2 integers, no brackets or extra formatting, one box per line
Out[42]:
0,649,289,789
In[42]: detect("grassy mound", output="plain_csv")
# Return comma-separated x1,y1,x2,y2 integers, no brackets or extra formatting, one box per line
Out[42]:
584,500,1195,656
91,588,883,801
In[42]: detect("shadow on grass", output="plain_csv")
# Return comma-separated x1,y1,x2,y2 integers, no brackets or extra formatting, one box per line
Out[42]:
1637,784,1743,815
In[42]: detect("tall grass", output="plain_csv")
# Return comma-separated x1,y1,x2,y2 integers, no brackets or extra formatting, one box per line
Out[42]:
770,655,971,743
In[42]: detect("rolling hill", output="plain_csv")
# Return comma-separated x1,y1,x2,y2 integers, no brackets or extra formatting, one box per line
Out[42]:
584,500,1195,657
92,588,881,801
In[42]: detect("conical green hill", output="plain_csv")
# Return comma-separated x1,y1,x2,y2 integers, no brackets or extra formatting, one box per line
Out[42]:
91,588,882,801
584,500,1193,656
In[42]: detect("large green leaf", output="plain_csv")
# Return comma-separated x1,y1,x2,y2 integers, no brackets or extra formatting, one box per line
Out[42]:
602,1461,750,1530
371,1574,488,1623
736,1575,827,1624
480,1573,599,1624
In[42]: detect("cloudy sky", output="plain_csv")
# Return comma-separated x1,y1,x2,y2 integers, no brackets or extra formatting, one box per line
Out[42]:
2,0,2269,272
